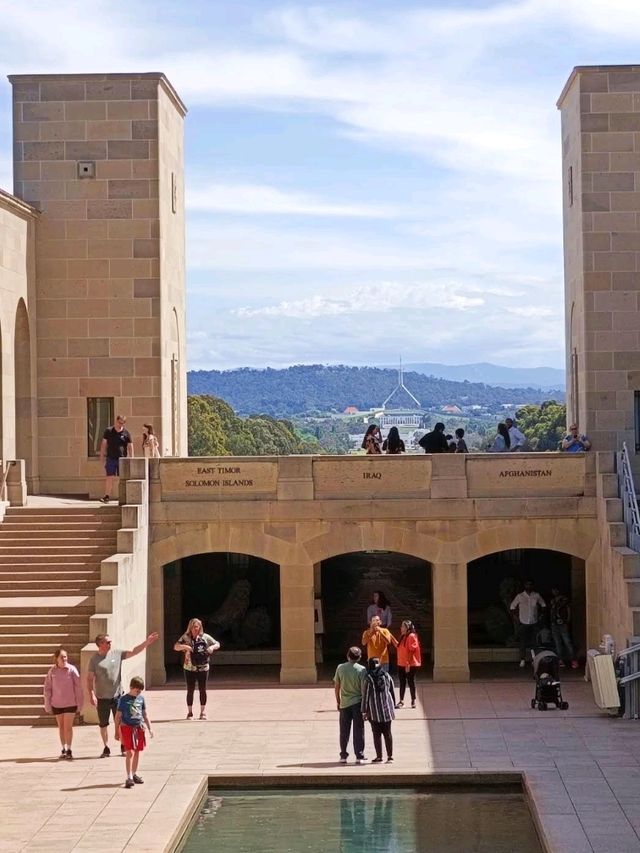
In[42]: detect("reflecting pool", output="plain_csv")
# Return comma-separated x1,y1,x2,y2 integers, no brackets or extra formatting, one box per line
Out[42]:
180,788,542,852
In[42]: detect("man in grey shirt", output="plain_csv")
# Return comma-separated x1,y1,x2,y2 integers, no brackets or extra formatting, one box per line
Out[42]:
87,631,158,757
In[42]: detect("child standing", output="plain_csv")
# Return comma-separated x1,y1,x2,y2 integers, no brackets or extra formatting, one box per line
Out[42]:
115,676,153,789
43,647,83,760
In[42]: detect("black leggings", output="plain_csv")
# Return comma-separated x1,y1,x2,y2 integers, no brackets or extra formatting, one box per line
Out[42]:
185,669,209,708
398,667,418,703
370,720,393,759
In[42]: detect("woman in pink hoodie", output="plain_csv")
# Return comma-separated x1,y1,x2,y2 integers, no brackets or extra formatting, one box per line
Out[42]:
43,648,83,760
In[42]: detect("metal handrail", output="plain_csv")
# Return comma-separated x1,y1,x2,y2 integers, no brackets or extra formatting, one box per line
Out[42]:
619,672,640,685
618,442,640,554
618,642,640,658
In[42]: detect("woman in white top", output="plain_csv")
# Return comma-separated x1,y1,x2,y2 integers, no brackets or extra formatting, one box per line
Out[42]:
366,590,392,629
142,424,160,458
489,423,511,453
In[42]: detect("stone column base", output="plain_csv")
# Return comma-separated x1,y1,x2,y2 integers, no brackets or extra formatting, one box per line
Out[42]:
280,666,317,684
150,667,167,686
433,665,470,683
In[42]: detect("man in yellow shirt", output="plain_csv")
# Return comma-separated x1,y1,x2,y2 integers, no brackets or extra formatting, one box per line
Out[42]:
362,615,398,672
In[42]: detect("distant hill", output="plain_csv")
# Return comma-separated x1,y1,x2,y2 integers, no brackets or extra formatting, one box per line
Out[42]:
187,365,563,417
400,361,565,390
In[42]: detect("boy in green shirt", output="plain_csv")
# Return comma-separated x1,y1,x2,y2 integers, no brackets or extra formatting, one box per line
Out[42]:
334,646,367,765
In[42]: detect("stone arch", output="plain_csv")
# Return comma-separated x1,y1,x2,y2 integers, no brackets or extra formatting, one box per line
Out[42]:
301,521,443,566
13,298,33,482
0,315,3,462
148,522,297,684
455,519,596,565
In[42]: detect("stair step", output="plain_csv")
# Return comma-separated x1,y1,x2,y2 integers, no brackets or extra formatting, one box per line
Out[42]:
0,713,52,726
0,588,97,597
0,694,49,707
6,508,120,517
0,602,95,613
0,678,45,689
0,652,68,664
0,631,86,642
0,641,83,654
0,618,90,629
0,573,101,582
0,555,113,564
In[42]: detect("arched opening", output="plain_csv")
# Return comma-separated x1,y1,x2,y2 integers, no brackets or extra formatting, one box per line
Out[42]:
14,299,33,480
163,551,281,679
467,548,586,676
319,551,432,675
0,318,4,463
171,306,181,456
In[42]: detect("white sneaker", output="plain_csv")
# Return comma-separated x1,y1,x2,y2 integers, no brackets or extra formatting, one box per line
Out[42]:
519,659,526,668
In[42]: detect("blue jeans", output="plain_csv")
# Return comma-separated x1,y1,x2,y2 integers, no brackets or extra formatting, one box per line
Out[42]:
339,703,365,759
552,623,575,661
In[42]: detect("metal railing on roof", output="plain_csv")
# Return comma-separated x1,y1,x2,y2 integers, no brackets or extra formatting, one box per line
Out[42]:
618,442,640,554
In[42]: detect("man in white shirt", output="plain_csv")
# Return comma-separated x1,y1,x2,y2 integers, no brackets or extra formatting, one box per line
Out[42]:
505,418,525,452
510,579,546,668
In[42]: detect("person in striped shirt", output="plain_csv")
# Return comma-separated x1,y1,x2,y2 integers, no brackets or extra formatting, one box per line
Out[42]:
362,657,396,763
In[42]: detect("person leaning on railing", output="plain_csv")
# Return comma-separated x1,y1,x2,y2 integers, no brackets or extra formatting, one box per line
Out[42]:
561,424,591,453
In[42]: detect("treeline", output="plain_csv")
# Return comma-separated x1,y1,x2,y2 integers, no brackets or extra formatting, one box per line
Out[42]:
188,395,321,456
187,364,557,416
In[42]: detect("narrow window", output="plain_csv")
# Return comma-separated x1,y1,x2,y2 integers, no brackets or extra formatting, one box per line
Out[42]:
171,171,177,214
87,397,114,457
635,391,640,453
568,165,574,207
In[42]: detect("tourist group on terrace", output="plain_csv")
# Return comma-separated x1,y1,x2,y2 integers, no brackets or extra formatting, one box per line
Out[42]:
363,419,591,455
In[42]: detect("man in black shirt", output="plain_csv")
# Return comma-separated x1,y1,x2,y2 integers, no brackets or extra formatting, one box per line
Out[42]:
418,422,450,453
100,415,133,503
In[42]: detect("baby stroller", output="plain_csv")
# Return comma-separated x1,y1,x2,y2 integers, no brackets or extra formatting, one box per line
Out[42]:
530,630,569,711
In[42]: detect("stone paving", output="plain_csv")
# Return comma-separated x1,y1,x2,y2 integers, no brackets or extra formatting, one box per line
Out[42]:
1,678,640,852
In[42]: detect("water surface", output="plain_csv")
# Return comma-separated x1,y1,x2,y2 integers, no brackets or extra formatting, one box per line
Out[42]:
181,788,542,852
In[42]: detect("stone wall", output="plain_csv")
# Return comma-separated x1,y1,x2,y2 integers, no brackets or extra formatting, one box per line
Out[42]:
9,73,187,496
559,66,640,453
0,192,37,486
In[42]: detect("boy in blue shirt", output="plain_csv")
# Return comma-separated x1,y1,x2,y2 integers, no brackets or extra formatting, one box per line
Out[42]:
115,676,153,789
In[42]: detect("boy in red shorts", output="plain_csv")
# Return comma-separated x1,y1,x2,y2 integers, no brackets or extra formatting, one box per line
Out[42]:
114,676,153,789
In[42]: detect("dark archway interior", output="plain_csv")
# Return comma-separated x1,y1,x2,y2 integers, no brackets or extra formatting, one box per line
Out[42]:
163,552,280,672
467,548,585,657
319,551,432,665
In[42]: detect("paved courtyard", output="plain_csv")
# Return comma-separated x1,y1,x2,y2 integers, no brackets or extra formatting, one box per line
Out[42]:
1,678,640,852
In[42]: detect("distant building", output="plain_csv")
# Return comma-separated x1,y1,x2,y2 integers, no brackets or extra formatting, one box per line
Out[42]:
441,405,462,415
343,406,359,415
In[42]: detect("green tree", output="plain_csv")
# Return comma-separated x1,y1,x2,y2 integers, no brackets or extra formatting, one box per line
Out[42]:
187,395,322,456
187,396,228,456
515,401,566,451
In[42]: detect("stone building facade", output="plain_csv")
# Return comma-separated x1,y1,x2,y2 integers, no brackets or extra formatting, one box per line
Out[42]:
1,73,187,497
0,69,639,696
559,65,640,456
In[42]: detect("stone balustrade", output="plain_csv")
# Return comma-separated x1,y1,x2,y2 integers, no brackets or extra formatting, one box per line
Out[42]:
150,451,595,503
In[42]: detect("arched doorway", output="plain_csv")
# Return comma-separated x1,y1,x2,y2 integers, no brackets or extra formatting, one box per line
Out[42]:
163,551,280,678
467,549,586,674
319,551,432,672
14,299,33,481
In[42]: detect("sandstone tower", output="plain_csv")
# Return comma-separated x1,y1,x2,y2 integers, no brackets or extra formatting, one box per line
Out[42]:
10,73,187,496
558,65,640,455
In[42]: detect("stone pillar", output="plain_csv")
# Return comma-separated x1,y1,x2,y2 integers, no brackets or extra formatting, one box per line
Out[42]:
280,561,317,684
432,561,470,682
571,556,587,655
6,459,26,506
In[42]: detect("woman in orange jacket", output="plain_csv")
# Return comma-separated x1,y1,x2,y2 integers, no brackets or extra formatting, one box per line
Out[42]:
396,620,422,708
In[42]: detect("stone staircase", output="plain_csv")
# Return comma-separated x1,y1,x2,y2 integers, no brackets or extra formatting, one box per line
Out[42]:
0,504,120,724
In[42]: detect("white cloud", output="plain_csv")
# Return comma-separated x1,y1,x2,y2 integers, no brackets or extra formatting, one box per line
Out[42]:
187,182,395,217
232,281,484,318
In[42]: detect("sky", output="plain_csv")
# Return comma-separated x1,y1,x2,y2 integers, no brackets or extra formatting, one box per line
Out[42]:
0,1,639,371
